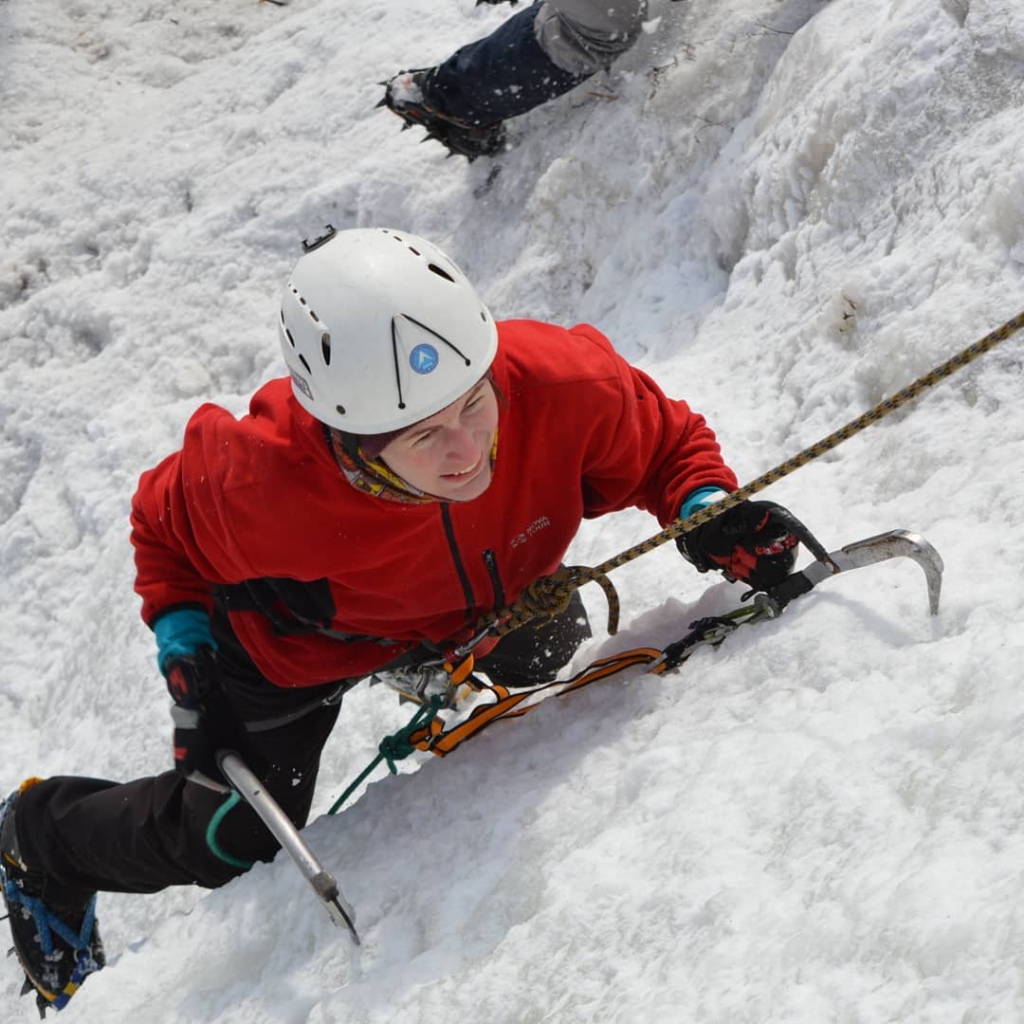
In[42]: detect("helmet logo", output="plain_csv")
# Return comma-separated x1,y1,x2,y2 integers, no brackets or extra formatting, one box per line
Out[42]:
409,344,439,375
290,370,314,402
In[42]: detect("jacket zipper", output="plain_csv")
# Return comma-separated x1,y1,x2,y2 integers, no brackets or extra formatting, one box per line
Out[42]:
482,549,506,612
440,504,476,624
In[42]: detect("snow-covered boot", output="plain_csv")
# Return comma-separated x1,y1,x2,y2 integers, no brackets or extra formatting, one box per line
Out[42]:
1,780,105,1017
381,2,590,159
381,69,507,161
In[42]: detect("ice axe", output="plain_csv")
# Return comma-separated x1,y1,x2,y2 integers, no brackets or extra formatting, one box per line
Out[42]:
761,528,944,615
216,750,360,945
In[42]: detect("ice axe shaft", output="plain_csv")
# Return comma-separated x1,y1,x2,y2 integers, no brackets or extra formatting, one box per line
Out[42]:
217,750,360,945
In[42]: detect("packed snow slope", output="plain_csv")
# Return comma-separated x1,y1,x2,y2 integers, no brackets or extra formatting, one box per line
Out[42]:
2,0,1023,1020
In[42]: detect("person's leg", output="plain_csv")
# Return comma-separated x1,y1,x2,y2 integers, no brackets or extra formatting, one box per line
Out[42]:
10,610,351,895
2,704,341,1013
476,589,592,687
1,612,353,1012
425,0,646,121
424,2,587,125
12,704,341,894
383,1,646,157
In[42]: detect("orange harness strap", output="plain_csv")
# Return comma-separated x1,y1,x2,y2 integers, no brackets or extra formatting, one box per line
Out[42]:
408,646,665,757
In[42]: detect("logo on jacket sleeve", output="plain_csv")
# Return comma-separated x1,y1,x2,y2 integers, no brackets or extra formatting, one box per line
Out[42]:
409,344,439,374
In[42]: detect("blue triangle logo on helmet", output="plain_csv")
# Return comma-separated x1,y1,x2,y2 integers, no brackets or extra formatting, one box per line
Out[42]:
409,344,440,375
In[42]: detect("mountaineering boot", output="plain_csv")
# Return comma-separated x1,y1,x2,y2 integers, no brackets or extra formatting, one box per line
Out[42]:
380,2,589,159
380,69,507,161
1,780,105,1016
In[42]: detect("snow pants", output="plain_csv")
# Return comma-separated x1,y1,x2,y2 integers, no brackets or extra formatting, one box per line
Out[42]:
13,596,591,894
427,0,647,124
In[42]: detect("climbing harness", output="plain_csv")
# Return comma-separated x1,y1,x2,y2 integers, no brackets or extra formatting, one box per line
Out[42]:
479,309,1023,638
370,642,486,710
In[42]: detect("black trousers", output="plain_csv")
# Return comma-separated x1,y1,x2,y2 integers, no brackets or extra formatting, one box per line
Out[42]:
15,596,591,895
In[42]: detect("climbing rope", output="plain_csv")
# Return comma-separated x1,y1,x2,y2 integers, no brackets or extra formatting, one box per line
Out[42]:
478,309,1024,637
326,695,445,816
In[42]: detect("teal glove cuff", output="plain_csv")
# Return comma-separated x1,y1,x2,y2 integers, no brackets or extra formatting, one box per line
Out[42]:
679,486,729,520
153,608,217,676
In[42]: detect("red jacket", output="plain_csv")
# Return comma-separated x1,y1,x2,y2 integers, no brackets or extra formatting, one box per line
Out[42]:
131,320,738,688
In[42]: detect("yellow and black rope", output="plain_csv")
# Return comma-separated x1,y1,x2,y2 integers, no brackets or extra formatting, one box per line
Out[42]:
480,309,1024,637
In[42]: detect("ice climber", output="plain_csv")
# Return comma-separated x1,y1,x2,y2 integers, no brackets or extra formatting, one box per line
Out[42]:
1,226,801,1014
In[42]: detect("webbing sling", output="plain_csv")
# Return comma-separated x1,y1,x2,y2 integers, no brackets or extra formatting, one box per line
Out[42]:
406,612,754,757
407,647,664,756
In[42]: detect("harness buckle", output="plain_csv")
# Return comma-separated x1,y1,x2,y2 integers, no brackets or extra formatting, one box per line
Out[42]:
376,658,480,710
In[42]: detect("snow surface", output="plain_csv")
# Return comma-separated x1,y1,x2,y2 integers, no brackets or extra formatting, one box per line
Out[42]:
2,0,1024,1020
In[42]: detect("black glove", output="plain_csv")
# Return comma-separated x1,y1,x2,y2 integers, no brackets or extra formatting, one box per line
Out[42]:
165,648,249,788
677,500,800,591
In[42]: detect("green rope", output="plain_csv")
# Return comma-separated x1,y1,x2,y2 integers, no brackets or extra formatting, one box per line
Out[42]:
205,791,256,870
327,694,445,816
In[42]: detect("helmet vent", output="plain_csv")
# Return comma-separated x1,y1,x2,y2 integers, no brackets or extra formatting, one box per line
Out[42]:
298,353,312,375
408,246,421,256
280,310,298,348
335,404,346,415
428,263,455,283
321,332,332,366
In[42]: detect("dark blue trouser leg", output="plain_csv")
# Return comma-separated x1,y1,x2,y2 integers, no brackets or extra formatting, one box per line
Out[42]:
426,2,590,125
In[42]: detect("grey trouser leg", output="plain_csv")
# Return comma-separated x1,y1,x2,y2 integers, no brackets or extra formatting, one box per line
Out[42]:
534,0,648,76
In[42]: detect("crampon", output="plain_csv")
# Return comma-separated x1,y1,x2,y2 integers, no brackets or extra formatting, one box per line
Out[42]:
379,70,506,161
1,783,105,1018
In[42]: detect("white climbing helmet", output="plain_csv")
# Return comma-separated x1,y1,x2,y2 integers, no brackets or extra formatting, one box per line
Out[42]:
278,227,499,433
